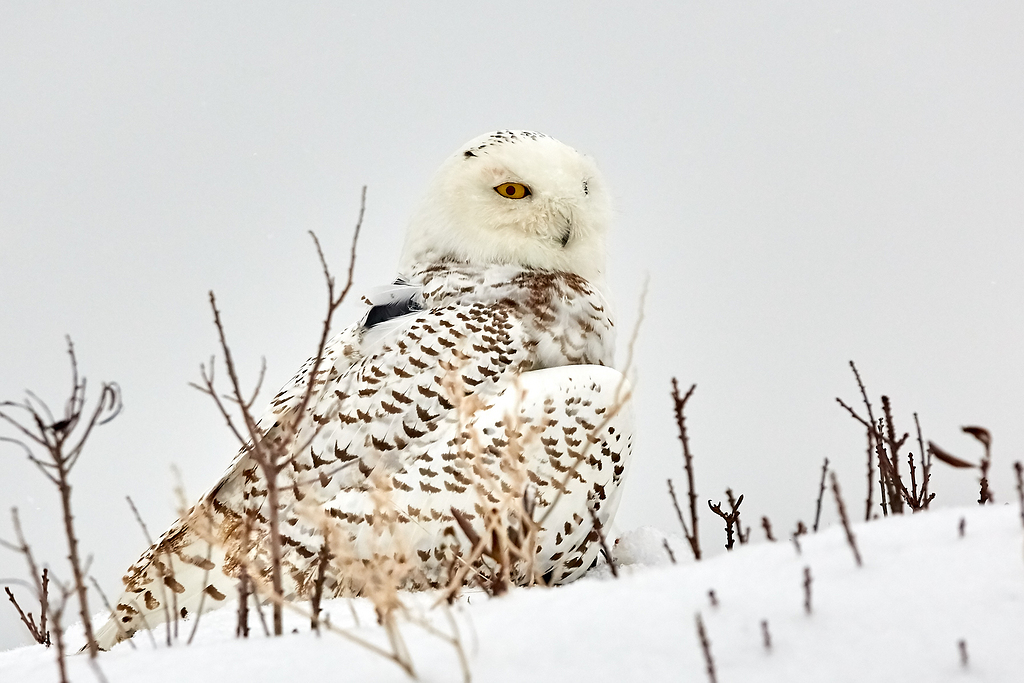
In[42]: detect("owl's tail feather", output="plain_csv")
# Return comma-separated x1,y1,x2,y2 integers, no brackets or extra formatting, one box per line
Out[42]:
95,526,238,650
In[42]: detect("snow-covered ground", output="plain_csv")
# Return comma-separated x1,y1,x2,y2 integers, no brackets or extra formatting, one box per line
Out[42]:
2,504,1022,682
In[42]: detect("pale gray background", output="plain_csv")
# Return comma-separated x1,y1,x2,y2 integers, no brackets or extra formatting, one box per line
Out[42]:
2,2,1022,651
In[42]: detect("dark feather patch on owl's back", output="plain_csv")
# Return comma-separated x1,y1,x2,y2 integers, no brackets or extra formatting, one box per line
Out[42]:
365,298,424,329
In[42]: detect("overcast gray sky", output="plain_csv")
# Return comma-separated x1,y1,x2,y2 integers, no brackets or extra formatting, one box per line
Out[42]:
2,2,1022,651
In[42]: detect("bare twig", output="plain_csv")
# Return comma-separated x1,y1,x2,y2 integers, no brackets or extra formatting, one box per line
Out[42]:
914,413,933,509
695,612,717,683
194,191,365,637
962,426,993,504
311,541,330,633
47,580,72,683
708,493,743,551
0,520,50,648
5,581,50,646
667,479,689,540
588,504,618,578
88,576,137,650
830,472,862,567
812,457,829,532
126,495,174,647
958,639,969,668
670,380,701,561
0,338,121,658
185,545,214,645
803,566,813,615
838,361,878,520
791,521,807,554
761,619,771,652
879,396,907,514
1014,462,1024,531
236,569,251,638
662,540,677,564
725,489,749,544
761,516,776,542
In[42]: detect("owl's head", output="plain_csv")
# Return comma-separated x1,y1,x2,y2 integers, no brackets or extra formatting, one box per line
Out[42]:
400,131,611,283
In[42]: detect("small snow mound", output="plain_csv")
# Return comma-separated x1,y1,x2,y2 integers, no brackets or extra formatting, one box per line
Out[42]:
613,526,677,566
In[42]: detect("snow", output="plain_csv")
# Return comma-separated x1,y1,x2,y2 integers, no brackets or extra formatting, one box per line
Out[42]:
2,504,1022,682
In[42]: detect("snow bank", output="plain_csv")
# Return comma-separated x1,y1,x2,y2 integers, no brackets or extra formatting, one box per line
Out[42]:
2,504,1022,682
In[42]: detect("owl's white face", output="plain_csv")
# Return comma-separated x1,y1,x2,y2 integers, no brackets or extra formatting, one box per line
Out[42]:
400,131,611,283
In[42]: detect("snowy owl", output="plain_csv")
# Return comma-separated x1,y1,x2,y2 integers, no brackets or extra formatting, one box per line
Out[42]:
95,130,634,649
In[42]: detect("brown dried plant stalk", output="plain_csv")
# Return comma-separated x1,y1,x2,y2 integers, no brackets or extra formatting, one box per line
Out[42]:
708,493,743,551
835,361,878,520
1014,462,1024,531
588,504,619,578
803,566,812,614
0,338,122,658
1,510,50,647
670,379,701,560
3,572,50,646
837,363,933,516
812,457,829,532
830,472,862,567
191,189,364,636
183,493,420,679
695,612,717,683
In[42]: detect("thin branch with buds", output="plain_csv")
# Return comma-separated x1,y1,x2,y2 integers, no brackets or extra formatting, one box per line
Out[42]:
830,472,862,567
812,457,829,532
670,379,701,560
708,492,743,551
190,189,365,636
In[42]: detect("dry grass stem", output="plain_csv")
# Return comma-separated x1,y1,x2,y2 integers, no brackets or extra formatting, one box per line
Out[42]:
830,473,862,567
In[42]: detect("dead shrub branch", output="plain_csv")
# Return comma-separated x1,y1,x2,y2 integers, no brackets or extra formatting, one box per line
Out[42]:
0,338,121,659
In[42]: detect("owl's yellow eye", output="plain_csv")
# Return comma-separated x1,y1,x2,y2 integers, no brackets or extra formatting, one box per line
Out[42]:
494,182,531,199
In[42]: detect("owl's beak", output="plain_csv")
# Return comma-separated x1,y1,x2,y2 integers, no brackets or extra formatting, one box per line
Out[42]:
559,224,572,247
557,213,572,248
